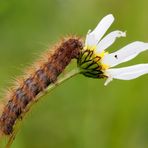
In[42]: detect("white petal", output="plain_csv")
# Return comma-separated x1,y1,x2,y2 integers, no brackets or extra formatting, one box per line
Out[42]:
102,42,148,67
104,64,148,85
85,14,114,46
104,77,113,86
96,30,126,53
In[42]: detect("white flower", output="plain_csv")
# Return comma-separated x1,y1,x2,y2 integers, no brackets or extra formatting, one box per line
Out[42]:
78,14,148,85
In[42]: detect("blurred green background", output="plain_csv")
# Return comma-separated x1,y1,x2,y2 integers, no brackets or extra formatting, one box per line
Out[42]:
0,0,148,148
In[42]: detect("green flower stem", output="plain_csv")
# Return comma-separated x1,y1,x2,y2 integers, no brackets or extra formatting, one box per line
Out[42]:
5,68,80,148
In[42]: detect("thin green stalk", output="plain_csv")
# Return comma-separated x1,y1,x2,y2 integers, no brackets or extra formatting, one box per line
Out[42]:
5,68,80,148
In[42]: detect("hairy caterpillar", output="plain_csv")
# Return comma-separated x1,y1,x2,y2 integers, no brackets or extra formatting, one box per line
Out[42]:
0,37,83,135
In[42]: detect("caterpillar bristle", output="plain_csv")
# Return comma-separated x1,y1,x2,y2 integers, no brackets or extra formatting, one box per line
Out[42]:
0,36,83,135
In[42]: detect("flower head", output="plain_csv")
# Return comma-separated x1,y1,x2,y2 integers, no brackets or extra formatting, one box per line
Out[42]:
77,14,148,85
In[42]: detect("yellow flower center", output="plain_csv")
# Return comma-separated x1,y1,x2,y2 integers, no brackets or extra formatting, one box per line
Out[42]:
101,63,109,70
84,45,109,71
78,45,110,79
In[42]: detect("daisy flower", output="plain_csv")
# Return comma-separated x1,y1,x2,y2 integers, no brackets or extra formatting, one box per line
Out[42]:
77,14,148,85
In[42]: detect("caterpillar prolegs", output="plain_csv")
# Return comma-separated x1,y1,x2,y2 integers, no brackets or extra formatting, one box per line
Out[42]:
0,37,83,135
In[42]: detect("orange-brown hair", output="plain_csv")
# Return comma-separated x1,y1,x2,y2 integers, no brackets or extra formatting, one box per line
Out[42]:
0,37,83,135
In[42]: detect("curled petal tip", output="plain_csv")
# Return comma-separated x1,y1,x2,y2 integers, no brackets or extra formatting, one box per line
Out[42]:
121,31,126,37
104,76,113,86
106,14,114,20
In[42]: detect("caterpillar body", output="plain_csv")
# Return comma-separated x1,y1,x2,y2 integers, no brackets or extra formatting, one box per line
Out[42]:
0,37,83,135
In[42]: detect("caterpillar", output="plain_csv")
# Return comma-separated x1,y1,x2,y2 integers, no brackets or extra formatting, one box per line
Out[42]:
0,37,83,135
